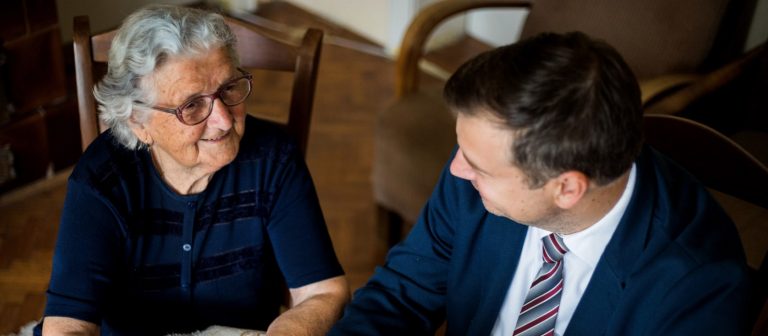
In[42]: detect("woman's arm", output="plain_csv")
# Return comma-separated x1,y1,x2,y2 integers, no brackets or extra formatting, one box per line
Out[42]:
266,275,349,336
42,316,99,336
43,178,123,335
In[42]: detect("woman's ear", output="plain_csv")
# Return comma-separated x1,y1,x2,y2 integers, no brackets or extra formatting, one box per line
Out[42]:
552,171,588,209
130,118,153,146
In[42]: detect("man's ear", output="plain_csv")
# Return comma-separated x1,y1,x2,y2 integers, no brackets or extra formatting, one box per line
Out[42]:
552,171,588,210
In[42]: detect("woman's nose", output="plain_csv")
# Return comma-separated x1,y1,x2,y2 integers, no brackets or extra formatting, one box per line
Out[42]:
206,98,234,129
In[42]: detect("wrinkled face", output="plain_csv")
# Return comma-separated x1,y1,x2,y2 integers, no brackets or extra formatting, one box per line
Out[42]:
134,47,246,176
450,112,562,226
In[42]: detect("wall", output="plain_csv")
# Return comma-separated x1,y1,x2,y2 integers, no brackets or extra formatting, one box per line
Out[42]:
286,0,392,48
55,0,197,43
285,0,464,55
466,8,528,47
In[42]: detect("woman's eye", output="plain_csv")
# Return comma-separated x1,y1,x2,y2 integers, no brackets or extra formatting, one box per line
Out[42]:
183,98,205,111
222,83,237,92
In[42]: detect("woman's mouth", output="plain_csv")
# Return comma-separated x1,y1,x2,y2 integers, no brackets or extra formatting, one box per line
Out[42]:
200,131,230,142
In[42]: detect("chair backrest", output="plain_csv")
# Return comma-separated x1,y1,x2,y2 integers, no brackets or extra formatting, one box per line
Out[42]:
520,0,756,80
73,14,323,157
643,114,768,209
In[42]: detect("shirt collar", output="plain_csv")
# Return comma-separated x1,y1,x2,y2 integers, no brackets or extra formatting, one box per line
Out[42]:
530,163,637,268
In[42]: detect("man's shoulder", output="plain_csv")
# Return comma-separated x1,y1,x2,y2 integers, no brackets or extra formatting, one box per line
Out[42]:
576,150,751,334
626,146,746,271
635,147,727,222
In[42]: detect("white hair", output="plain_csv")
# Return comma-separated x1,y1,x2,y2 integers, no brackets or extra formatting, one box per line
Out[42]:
94,4,238,149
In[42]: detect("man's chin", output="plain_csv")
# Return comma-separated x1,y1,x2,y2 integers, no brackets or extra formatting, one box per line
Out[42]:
480,201,504,218
481,203,531,225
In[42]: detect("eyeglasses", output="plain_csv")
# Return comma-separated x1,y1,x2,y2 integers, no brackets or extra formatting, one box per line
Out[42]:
141,68,253,126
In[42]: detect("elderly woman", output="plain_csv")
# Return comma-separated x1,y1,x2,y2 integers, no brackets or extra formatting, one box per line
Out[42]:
37,5,348,335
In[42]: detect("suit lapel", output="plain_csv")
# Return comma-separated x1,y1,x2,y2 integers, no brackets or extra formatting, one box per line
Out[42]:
564,262,624,335
463,216,528,335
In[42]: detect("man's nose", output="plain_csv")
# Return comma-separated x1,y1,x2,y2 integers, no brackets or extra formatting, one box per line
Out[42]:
449,149,475,181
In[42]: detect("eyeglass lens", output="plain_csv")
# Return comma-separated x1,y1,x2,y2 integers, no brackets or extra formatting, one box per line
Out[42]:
179,76,251,125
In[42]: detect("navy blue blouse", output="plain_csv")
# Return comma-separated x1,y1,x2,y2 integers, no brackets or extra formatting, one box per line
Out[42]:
41,116,344,335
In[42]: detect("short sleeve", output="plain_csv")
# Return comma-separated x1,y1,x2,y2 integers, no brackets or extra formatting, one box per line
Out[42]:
265,148,344,288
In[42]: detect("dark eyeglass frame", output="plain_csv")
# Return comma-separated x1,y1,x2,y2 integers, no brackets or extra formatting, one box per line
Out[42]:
140,68,253,126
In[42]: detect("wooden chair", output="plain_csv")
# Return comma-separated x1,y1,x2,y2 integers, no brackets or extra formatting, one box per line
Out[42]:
643,114,768,213
643,114,768,336
73,14,323,157
373,0,758,246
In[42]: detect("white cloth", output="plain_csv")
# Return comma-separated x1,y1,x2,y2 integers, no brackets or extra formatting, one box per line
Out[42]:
167,326,266,336
491,164,636,336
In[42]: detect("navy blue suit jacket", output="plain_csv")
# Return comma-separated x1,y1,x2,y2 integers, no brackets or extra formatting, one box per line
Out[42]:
330,148,752,335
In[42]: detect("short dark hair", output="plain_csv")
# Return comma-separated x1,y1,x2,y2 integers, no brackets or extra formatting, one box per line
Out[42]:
444,31,643,187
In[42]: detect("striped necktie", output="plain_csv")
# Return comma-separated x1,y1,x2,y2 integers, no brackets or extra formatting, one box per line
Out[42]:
513,233,569,336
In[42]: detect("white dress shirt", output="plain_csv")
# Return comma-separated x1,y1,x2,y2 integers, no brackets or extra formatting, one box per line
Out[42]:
491,164,637,336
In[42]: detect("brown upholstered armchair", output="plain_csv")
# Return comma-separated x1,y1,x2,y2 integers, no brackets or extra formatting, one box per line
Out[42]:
373,0,758,245
645,39,768,164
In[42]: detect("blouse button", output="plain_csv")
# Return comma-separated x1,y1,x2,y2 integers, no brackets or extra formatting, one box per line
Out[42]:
182,243,192,252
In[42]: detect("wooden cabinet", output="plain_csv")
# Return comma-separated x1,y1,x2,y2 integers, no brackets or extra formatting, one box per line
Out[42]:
0,0,77,194
1,0,66,112
0,111,50,193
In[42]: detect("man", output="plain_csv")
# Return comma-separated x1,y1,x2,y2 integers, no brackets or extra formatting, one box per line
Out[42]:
330,32,753,335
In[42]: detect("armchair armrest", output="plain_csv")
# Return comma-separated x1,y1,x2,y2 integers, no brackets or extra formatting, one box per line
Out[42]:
639,74,701,106
644,41,766,115
396,0,532,97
